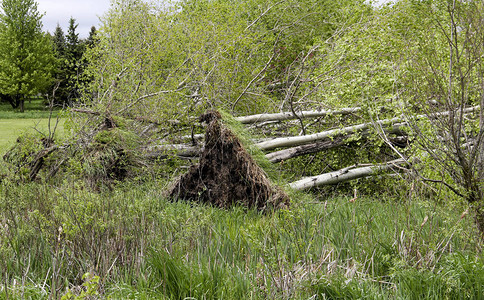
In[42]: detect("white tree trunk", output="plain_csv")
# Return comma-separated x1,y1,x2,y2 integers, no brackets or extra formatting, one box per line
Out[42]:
256,117,402,150
266,136,347,163
256,107,480,151
146,144,201,157
235,108,361,124
289,159,407,190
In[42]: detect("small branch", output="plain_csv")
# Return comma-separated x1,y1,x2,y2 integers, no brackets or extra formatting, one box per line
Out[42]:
232,51,278,111
266,136,347,163
71,108,101,115
421,177,465,198
117,89,180,115
245,1,286,31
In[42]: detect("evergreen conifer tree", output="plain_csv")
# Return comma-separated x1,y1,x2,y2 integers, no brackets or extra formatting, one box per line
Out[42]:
51,24,70,103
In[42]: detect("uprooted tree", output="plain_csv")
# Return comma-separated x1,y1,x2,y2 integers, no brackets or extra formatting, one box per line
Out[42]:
1,0,483,235
168,110,289,210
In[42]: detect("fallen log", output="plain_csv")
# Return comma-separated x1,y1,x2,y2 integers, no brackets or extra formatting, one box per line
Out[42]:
256,106,480,151
149,123,409,163
145,144,201,158
29,145,59,181
256,117,402,150
266,126,409,163
235,108,361,124
289,159,407,191
266,136,347,163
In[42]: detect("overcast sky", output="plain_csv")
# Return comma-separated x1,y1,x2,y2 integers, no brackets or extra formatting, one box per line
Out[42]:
37,0,111,38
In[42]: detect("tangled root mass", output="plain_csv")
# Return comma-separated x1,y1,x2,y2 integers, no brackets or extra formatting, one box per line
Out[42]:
169,110,289,210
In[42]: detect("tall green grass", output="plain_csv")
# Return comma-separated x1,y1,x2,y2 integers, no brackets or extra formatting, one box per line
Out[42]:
0,178,482,299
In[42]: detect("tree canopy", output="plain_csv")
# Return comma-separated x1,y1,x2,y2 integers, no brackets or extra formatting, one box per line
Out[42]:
0,0,55,112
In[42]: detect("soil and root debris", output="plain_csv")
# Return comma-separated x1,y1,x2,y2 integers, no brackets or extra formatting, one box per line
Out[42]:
168,110,289,210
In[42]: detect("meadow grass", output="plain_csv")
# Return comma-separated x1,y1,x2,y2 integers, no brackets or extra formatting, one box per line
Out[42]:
0,98,59,119
0,179,482,299
0,118,65,152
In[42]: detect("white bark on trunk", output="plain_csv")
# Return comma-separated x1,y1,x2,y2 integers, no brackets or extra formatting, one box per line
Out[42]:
235,108,361,124
256,107,480,151
146,144,201,157
256,117,402,150
289,159,407,190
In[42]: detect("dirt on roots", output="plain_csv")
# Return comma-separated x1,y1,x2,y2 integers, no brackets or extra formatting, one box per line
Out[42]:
168,110,289,210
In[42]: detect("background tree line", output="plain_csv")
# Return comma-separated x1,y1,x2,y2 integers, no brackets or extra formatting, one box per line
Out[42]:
0,0,96,112
51,19,97,106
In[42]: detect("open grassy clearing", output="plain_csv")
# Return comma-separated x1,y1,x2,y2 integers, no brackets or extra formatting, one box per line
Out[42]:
0,118,65,152
0,99,64,153
0,98,60,119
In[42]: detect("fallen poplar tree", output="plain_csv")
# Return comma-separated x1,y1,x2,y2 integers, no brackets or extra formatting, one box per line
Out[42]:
256,117,402,150
148,129,409,163
266,128,408,163
289,159,408,191
256,106,480,151
235,108,361,124
168,110,289,210
145,144,201,159
266,136,347,163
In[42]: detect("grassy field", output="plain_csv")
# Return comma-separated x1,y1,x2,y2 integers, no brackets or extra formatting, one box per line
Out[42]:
1,181,482,299
0,118,65,152
0,98,59,119
0,99,64,153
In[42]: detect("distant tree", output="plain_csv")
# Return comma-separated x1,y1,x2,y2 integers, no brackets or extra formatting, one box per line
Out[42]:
49,19,95,106
50,24,70,103
86,26,98,48
0,0,55,112
53,24,66,56
64,17,83,103
66,17,82,60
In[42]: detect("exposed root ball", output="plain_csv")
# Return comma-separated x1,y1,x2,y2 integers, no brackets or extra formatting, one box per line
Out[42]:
169,110,289,210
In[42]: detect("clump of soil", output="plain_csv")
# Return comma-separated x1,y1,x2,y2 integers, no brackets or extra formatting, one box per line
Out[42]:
168,110,289,210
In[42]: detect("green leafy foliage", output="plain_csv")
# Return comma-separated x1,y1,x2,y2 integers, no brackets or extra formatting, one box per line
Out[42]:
1,0,484,298
82,0,369,124
0,0,56,112
61,273,101,299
